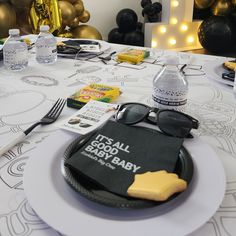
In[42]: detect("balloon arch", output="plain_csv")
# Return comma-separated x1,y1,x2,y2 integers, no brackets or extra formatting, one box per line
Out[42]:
0,0,102,39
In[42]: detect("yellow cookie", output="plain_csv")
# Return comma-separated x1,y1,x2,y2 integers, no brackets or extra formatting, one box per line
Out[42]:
127,170,187,201
223,61,236,71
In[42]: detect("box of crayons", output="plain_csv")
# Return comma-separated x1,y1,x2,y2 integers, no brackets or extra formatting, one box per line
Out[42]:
67,83,121,109
117,49,150,64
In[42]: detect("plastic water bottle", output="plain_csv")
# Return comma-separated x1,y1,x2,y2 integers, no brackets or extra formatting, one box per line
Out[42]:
152,56,188,112
233,68,236,98
3,29,28,71
35,25,57,64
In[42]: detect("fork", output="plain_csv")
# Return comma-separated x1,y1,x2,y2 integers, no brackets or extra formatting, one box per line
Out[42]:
98,51,116,61
0,98,66,157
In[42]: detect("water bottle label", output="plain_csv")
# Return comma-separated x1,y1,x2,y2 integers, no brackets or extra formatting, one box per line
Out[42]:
4,48,28,65
153,87,188,111
152,96,187,106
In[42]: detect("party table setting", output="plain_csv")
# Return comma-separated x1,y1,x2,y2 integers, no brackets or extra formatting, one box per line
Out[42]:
0,35,236,236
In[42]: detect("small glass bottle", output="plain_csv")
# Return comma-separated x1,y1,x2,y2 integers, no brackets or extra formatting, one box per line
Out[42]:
152,57,188,112
35,25,57,64
3,29,28,71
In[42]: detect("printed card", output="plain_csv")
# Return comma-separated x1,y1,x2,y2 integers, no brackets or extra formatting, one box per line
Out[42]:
58,100,118,135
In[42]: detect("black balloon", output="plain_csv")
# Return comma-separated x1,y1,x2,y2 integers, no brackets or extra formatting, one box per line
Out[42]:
193,7,212,20
116,8,138,33
148,14,160,22
228,12,236,30
152,2,162,13
198,16,236,53
108,28,124,44
136,22,143,31
143,4,156,16
124,30,144,46
142,2,162,21
141,0,152,8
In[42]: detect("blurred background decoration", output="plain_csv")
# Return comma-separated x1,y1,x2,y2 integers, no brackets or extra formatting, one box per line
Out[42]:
145,0,202,51
0,1,16,38
141,0,162,23
0,0,102,40
193,0,236,53
108,8,144,46
107,0,162,47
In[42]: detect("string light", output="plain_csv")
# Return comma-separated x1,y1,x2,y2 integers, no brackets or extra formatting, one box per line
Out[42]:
170,18,178,25
172,0,179,7
159,26,167,33
169,38,177,45
152,40,158,48
180,24,188,31
187,36,194,43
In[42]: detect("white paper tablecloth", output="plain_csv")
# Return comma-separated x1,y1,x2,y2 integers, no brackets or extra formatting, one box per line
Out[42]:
0,38,236,236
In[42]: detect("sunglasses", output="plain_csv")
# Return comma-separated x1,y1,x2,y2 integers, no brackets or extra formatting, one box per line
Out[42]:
115,103,199,138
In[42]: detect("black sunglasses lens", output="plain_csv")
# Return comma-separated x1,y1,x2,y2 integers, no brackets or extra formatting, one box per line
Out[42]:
158,111,193,137
116,104,149,124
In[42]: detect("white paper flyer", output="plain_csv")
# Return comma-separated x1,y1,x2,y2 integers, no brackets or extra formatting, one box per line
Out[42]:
58,100,118,135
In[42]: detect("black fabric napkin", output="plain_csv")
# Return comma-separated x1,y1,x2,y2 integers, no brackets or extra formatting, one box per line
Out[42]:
65,120,184,197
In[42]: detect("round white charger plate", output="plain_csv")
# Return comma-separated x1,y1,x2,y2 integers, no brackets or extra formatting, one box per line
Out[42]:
23,129,226,236
203,59,234,87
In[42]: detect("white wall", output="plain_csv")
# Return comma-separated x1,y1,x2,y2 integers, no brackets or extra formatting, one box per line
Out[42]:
82,0,143,40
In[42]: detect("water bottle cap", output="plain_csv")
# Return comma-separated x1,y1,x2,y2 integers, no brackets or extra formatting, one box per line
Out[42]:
164,56,180,65
9,29,20,36
40,25,50,31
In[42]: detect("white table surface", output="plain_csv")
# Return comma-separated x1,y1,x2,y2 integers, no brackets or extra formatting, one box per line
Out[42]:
0,37,236,236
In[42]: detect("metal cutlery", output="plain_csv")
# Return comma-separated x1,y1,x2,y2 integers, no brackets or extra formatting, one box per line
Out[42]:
98,51,116,62
0,98,66,157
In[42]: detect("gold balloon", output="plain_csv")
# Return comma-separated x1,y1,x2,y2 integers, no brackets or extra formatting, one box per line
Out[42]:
71,25,102,40
63,0,77,4
194,0,216,9
78,10,90,23
74,0,84,5
10,0,33,9
70,16,80,28
58,0,76,26
29,0,62,34
0,3,16,38
74,2,84,16
232,0,236,6
211,0,232,16
57,30,73,38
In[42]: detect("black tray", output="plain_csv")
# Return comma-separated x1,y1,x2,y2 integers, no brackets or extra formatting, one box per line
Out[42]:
57,40,100,55
61,131,194,209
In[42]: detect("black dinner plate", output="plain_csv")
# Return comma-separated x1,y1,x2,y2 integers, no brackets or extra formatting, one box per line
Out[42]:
61,131,194,209
57,39,101,55
0,49,3,61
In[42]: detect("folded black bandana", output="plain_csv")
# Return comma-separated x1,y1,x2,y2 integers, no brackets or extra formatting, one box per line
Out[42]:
65,120,184,197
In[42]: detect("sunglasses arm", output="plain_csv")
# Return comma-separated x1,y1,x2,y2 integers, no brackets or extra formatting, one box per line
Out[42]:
181,112,199,129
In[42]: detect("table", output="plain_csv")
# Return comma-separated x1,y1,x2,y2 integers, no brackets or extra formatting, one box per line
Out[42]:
0,37,235,236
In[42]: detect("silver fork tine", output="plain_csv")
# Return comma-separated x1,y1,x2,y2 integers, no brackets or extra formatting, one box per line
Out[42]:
51,99,66,119
45,99,61,117
50,99,63,117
